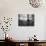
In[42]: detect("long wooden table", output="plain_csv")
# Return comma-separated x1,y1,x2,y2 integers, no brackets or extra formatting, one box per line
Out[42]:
5,39,46,46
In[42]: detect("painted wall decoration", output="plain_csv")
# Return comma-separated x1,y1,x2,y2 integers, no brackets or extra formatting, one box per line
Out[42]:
0,17,12,39
29,0,44,8
1,17,12,33
18,14,34,26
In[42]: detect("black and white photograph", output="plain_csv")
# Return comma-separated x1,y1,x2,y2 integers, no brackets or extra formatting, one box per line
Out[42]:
18,14,34,26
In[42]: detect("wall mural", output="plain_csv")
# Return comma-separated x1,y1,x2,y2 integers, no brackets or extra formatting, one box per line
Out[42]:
1,17,12,32
29,0,44,8
18,14,34,26
0,17,12,39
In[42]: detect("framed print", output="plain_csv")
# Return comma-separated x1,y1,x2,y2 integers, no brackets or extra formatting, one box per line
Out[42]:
18,14,34,26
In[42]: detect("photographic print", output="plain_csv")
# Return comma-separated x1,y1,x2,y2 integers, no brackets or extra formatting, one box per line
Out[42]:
18,14,34,26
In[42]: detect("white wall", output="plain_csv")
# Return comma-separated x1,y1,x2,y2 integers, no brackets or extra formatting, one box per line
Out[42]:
0,0,46,40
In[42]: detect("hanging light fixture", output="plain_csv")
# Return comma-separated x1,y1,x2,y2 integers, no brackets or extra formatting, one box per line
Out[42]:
29,0,44,8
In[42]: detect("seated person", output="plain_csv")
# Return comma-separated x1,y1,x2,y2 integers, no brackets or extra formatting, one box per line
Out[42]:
5,33,17,42
32,35,38,41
